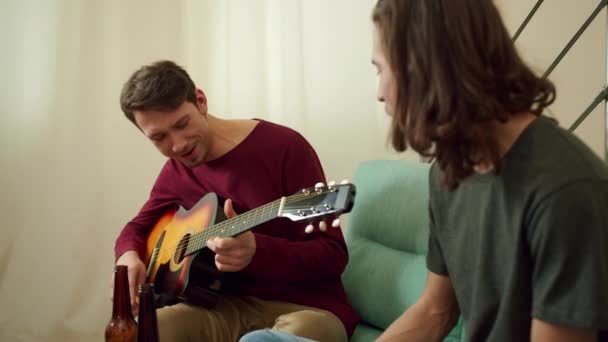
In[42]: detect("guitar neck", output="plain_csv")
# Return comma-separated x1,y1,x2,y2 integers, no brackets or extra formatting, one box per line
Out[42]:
185,198,283,255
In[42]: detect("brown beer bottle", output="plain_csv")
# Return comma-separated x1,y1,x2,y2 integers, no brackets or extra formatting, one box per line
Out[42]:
137,283,159,342
105,265,137,341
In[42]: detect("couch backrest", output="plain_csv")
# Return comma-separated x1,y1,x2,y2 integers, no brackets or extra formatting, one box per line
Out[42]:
342,160,464,341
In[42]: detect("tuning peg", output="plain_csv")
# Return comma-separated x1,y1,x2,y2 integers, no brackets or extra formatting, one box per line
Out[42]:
332,218,341,228
327,180,336,186
314,182,325,188
305,223,314,234
319,221,327,232
340,179,349,184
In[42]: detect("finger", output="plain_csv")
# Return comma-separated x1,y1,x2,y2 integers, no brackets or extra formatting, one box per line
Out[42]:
215,261,239,272
128,268,138,313
207,237,228,252
137,265,147,284
206,237,224,253
135,266,147,313
215,256,242,272
234,231,253,243
215,254,243,268
223,248,246,259
128,266,145,314
136,266,147,301
211,237,240,253
224,199,238,218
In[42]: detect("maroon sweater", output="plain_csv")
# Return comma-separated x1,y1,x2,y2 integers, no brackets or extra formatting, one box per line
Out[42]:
114,120,358,336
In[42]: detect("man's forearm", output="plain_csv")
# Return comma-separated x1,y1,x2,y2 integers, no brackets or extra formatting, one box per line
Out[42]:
376,299,459,342
531,319,596,342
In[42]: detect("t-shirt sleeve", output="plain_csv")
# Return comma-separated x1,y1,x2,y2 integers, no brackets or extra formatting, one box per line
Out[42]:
528,181,608,329
427,204,449,276
426,163,449,276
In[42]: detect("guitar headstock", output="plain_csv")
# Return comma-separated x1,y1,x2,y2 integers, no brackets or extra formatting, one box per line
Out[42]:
279,180,356,233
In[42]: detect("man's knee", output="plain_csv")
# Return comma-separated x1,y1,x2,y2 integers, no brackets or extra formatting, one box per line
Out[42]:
240,329,318,342
156,303,196,340
273,310,347,342
156,303,235,341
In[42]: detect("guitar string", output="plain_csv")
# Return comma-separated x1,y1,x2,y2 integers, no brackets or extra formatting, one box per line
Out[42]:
150,190,345,261
183,201,331,253
152,192,334,261
183,200,281,254
152,200,281,260
153,195,334,261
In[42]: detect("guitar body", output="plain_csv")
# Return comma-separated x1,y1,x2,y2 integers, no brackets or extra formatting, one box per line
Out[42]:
145,193,225,308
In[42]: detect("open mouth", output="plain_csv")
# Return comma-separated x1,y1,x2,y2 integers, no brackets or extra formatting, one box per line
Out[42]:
182,146,195,158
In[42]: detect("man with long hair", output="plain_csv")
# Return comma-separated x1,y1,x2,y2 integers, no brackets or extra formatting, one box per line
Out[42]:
371,0,608,341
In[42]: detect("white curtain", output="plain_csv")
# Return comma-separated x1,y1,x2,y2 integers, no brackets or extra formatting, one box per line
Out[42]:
0,1,604,341
0,1,401,341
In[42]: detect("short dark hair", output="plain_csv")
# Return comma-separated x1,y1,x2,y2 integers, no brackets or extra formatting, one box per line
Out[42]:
120,60,198,125
372,0,556,189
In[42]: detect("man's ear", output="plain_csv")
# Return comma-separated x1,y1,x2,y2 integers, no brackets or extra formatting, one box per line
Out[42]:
196,88,208,114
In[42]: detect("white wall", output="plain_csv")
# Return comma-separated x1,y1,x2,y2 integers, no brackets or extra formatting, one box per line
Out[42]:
497,0,607,158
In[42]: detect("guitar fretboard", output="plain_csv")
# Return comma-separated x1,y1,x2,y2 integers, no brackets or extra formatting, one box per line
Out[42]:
185,199,282,255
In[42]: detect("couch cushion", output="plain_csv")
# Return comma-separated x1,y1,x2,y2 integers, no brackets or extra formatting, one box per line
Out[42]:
346,160,431,254
350,323,382,341
343,160,431,328
342,160,464,342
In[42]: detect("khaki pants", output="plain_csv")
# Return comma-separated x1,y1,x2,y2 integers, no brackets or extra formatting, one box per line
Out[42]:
157,295,348,342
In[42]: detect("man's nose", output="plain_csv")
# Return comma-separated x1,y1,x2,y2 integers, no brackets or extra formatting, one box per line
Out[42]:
377,87,385,102
172,135,188,154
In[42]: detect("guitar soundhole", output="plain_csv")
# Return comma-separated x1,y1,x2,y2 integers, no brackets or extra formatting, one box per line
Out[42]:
174,234,191,264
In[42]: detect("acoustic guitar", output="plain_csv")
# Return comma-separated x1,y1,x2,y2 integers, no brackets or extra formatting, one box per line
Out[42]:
144,182,356,308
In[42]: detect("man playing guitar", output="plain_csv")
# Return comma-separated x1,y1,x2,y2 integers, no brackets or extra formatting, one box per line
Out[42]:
111,60,358,342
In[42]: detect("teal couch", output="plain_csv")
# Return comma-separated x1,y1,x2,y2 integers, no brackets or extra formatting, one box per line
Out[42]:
342,160,465,341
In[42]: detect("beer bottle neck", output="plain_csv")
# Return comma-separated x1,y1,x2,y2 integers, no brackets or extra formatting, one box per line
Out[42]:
137,283,159,342
112,266,134,319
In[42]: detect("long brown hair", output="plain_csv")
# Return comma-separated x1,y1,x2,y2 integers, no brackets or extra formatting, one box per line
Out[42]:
372,0,555,189
120,60,198,125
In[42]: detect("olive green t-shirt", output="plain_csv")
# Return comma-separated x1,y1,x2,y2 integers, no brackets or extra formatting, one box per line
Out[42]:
427,116,608,341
